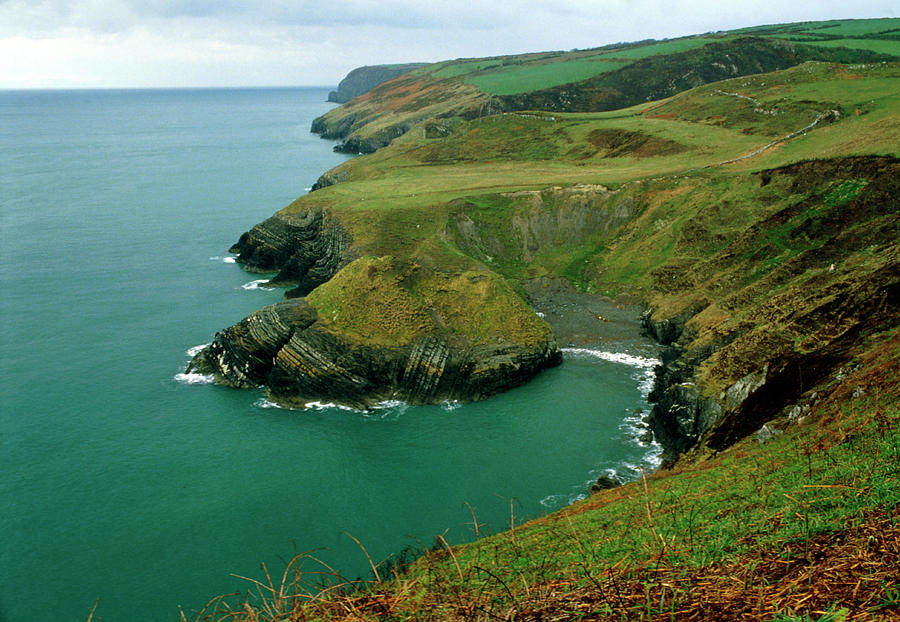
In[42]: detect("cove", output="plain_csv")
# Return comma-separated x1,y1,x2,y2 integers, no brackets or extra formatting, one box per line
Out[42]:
0,87,658,622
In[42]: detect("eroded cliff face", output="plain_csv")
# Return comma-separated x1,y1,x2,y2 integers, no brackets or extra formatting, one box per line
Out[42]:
641,157,900,466
449,184,636,266
189,258,561,408
229,207,354,297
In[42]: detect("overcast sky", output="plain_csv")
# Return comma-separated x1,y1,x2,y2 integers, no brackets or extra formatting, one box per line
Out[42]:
0,0,896,89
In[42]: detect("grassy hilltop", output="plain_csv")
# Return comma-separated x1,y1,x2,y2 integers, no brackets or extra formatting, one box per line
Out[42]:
187,18,899,621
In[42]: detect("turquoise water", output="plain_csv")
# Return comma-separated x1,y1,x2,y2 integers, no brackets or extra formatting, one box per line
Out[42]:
0,88,658,622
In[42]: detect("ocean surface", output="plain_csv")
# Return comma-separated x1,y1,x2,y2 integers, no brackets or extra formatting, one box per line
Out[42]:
0,87,659,622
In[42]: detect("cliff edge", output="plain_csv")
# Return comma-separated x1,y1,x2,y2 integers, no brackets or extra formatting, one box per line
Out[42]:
327,63,427,104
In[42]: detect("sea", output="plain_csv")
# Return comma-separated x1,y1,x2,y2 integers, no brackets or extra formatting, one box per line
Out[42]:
0,87,660,622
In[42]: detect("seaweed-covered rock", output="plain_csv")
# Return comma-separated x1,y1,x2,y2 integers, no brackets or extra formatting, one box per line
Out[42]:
591,474,623,491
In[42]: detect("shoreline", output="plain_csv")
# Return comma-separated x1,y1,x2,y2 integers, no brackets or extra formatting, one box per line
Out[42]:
523,277,656,353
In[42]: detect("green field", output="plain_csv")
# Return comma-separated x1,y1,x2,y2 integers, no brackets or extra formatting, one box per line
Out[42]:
592,36,719,60
736,17,900,37
466,57,627,95
815,17,900,36
787,37,900,56
428,58,505,79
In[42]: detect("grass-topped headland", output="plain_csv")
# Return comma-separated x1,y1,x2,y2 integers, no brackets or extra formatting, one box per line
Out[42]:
306,255,552,348
183,17,900,621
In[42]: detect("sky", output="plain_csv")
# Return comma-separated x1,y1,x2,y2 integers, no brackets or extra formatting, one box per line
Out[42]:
0,0,896,89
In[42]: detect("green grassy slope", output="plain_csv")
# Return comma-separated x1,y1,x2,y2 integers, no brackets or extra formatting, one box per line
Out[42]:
299,62,897,271
180,20,899,622
312,18,899,153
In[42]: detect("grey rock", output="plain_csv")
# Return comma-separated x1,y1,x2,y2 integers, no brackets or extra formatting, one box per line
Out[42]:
756,424,780,444
591,474,622,491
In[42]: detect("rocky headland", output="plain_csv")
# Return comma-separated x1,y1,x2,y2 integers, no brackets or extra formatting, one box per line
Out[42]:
327,64,427,104
182,21,900,620
194,48,899,470
189,256,561,409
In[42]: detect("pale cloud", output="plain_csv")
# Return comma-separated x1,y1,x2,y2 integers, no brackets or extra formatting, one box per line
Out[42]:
0,0,895,88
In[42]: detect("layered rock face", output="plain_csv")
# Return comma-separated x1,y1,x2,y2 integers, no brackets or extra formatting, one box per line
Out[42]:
189,258,561,408
229,207,353,297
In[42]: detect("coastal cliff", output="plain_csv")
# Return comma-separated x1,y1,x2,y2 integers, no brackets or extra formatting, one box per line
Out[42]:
310,37,893,155
189,257,561,408
640,156,899,465
327,64,427,104
229,207,353,297
187,19,900,621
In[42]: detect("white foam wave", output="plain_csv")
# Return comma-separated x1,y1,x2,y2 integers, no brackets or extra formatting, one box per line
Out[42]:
643,446,664,469
241,279,272,290
441,400,462,411
373,399,406,409
223,256,237,264
540,494,567,508
174,372,214,385
302,400,361,412
562,347,659,369
254,397,410,414
186,343,210,357
541,492,588,509
635,368,656,397
255,398,286,409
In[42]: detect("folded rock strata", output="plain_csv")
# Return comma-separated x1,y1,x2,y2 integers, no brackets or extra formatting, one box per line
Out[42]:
229,207,353,297
188,258,561,408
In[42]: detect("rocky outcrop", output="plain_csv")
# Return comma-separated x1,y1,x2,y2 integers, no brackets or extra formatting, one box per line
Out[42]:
229,207,353,297
310,114,358,141
332,121,419,154
310,170,349,191
189,258,562,409
327,64,427,104
591,474,623,491
187,299,318,388
311,113,423,154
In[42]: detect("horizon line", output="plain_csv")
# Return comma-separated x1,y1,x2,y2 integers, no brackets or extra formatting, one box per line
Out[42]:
0,84,337,92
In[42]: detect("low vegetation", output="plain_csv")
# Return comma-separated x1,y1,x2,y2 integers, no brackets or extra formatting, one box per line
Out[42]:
163,18,898,621
306,256,551,347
